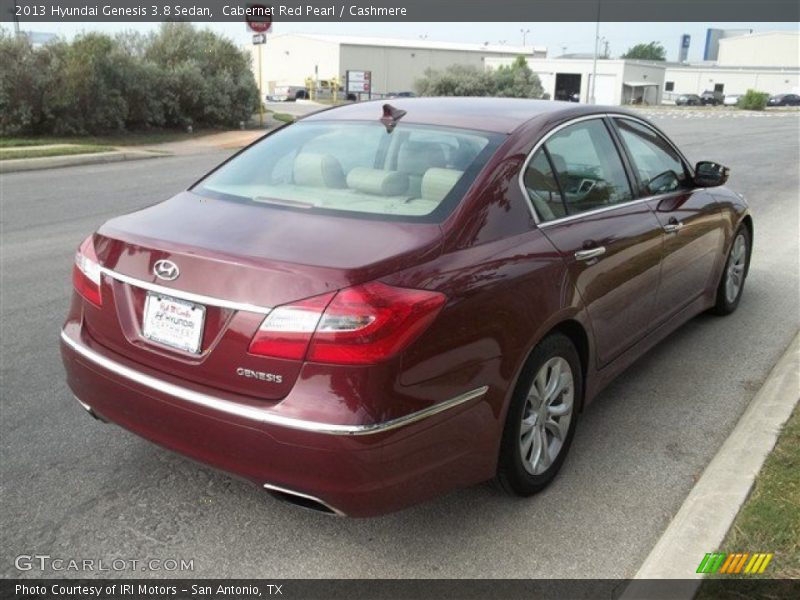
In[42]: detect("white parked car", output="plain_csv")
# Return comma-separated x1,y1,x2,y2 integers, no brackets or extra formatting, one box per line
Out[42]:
723,94,742,106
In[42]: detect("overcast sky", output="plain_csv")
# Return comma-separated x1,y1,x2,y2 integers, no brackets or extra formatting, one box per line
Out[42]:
13,21,799,61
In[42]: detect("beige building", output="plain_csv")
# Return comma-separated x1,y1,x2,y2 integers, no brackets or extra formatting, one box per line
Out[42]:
717,31,800,68
250,33,546,96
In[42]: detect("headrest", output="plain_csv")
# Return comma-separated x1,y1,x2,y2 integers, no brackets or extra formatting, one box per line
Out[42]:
421,168,463,203
293,153,346,188
346,167,409,196
397,142,446,176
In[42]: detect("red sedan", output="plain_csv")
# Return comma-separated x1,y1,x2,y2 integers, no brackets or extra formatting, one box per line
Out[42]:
61,98,752,516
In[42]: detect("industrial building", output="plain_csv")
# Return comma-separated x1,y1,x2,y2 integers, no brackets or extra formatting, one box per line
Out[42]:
663,31,800,99
250,33,546,96
250,30,799,105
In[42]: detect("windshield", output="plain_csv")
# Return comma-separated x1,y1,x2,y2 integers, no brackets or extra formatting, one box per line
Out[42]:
193,120,503,222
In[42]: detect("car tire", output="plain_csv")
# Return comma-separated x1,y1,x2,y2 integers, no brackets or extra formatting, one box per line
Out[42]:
711,225,751,316
496,333,582,496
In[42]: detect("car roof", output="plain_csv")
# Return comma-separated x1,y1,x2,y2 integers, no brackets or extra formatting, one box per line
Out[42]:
300,97,626,134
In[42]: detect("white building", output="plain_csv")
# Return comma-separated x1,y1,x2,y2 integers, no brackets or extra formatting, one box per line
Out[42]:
663,31,800,98
526,58,666,105
250,33,546,96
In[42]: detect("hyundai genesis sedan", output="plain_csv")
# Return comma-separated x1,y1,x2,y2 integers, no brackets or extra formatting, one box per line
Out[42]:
61,98,752,516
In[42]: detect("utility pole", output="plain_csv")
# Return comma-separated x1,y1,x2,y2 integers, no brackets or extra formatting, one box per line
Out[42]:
603,39,610,59
13,0,21,35
589,10,601,104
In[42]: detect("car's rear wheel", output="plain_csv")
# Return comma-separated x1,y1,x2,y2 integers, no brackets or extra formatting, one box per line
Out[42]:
496,333,582,496
712,225,751,315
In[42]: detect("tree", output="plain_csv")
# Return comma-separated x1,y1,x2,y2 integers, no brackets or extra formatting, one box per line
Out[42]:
0,23,259,135
621,42,667,61
493,56,544,98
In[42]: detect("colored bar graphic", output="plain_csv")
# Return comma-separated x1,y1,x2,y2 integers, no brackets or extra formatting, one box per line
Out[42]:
697,552,773,574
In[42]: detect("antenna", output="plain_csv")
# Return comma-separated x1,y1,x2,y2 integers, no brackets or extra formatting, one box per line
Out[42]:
380,104,407,133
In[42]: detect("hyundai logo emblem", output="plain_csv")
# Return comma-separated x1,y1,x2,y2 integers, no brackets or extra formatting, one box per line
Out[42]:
153,259,180,281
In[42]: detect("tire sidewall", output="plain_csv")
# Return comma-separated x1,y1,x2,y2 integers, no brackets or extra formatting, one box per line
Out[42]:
498,333,583,496
715,225,751,314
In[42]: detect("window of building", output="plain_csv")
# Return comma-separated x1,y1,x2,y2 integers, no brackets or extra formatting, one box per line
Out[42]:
665,81,675,92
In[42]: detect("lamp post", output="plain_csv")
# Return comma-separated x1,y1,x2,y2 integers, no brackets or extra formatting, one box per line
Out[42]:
520,28,530,46
589,10,601,104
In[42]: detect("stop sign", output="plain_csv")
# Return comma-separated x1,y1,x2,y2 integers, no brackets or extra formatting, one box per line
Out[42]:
246,4,272,33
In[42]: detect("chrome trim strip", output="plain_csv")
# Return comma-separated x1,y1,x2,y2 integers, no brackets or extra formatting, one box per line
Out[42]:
99,267,272,315
73,395,93,413
517,112,674,229
60,330,488,436
262,482,346,516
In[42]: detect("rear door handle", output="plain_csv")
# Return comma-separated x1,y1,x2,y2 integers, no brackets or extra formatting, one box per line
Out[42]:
574,247,606,261
663,220,684,233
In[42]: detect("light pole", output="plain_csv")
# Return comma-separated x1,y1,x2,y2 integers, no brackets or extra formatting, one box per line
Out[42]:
520,28,530,46
589,8,601,104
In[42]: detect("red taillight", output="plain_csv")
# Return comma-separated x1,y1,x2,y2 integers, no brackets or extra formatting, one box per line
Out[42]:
72,236,102,307
248,283,446,365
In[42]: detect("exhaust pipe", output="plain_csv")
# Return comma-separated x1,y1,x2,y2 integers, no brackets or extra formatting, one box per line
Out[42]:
73,395,105,422
263,483,345,516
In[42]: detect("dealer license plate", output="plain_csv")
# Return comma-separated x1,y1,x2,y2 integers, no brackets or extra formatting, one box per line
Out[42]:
142,292,206,354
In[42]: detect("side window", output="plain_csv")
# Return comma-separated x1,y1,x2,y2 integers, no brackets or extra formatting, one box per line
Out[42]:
522,150,566,222
614,118,689,196
543,119,632,215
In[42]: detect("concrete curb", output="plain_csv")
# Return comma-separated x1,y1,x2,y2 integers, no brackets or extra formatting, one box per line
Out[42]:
0,150,166,174
623,332,800,596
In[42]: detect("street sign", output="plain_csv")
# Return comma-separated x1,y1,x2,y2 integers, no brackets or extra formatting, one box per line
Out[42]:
246,4,272,33
252,33,267,45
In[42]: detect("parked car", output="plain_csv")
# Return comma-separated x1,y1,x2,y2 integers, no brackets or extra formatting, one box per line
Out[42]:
723,94,742,106
700,90,725,105
767,93,800,106
62,98,752,517
676,94,702,106
386,91,416,98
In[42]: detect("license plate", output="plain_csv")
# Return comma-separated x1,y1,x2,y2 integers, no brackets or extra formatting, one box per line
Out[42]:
142,292,206,354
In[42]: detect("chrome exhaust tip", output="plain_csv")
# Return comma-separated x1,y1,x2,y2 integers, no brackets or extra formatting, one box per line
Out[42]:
263,483,345,516
73,395,105,422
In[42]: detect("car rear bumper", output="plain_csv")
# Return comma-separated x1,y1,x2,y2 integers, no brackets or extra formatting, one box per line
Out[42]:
60,322,492,517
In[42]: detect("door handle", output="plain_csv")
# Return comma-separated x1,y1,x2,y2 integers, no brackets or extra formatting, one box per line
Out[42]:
663,220,684,233
574,247,606,261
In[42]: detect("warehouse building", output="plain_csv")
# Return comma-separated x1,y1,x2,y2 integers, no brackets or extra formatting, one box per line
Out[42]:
251,33,547,97
663,31,800,99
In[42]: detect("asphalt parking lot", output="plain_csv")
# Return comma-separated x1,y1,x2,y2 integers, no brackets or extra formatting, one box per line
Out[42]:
1,111,798,579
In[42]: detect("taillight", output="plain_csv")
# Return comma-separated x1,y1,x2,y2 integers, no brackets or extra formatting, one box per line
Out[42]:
72,236,102,307
248,282,446,365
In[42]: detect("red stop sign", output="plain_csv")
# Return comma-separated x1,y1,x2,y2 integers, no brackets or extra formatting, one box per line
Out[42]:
246,4,272,33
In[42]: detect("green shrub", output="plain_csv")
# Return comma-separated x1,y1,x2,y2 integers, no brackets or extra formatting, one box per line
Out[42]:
0,24,259,135
415,56,543,99
737,89,770,111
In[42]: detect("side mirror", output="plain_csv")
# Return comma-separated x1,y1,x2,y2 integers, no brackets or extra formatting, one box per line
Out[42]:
694,161,729,187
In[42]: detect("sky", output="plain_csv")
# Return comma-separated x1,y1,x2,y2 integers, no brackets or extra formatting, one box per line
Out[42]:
12,21,799,62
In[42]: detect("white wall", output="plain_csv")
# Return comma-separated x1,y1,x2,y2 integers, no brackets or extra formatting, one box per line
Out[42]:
718,32,800,68
664,66,800,96
251,34,341,92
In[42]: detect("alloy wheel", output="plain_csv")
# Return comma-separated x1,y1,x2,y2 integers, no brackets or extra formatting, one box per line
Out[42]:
725,233,747,304
519,357,574,475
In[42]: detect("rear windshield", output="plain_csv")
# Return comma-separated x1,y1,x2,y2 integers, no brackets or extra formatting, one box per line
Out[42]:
193,120,503,223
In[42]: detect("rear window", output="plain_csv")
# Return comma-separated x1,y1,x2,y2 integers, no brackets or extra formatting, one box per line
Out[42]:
193,121,503,223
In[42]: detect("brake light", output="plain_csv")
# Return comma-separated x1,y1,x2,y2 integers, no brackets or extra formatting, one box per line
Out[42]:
72,236,102,307
248,283,446,365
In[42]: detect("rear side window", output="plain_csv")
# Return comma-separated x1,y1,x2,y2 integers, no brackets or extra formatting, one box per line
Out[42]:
540,119,632,217
194,121,501,223
614,118,689,195
522,150,567,222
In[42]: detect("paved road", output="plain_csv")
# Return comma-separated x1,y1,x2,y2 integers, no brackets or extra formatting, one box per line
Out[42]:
1,114,798,579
